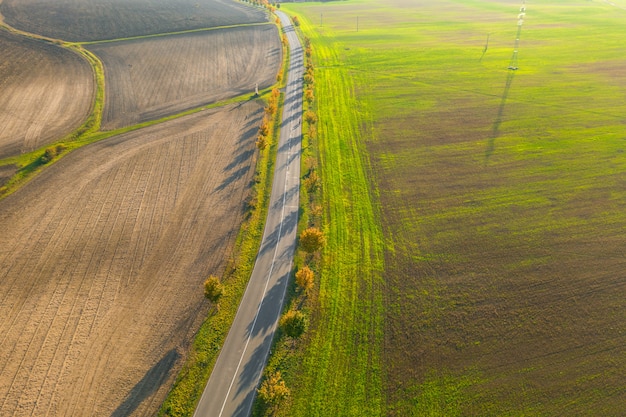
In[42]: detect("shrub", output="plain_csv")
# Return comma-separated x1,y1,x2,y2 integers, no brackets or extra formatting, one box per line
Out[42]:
307,124,318,140
304,110,317,125
203,276,224,305
256,135,269,150
299,227,325,253
304,72,314,86
295,266,314,294
280,309,308,338
304,170,319,192
257,371,290,416
40,144,66,164
305,88,314,104
259,118,270,136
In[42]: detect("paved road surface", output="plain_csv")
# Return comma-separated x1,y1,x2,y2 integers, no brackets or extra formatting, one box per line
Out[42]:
193,11,303,417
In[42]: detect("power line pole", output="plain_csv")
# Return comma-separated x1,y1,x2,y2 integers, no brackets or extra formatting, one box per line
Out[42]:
508,0,525,70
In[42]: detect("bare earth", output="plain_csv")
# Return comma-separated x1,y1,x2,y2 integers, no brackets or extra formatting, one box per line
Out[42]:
88,25,281,130
0,102,263,417
0,30,94,159
0,0,267,42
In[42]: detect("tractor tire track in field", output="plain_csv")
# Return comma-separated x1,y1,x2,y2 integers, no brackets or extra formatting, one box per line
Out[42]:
89,24,281,130
0,30,94,159
0,103,263,416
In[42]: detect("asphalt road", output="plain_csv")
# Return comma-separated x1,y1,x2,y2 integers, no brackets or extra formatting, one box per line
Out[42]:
193,11,303,417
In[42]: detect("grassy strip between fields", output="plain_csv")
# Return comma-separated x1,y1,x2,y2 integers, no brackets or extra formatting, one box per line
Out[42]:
78,21,274,45
257,7,386,416
0,18,276,200
0,76,274,201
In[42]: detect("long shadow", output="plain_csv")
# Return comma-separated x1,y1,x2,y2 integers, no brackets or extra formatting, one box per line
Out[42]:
272,184,299,210
487,12,523,161
279,112,302,135
258,209,298,257
231,333,274,417
214,165,251,192
281,92,299,109
110,349,180,417
224,148,255,172
486,70,516,162
245,270,290,340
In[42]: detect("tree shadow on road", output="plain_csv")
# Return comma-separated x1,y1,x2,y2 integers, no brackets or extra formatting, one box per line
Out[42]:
258,209,298,257
232,333,275,416
245,270,290,339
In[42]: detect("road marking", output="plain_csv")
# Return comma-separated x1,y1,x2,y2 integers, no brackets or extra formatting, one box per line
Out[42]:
217,84,298,417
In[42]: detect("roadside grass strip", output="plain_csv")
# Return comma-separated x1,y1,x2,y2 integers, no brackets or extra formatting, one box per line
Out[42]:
273,8,386,416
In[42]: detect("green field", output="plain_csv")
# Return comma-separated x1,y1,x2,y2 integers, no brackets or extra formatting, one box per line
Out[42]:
280,0,626,415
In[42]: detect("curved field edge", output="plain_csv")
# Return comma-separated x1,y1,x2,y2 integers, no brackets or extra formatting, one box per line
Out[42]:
0,39,102,199
89,24,280,130
263,7,386,416
0,16,280,200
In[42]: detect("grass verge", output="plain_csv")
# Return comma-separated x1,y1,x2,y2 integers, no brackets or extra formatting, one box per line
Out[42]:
157,103,279,415
259,6,386,416
157,13,289,416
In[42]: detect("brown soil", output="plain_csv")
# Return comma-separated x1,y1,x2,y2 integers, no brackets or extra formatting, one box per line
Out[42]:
1,0,268,42
0,30,94,159
88,25,281,130
0,101,263,417
369,87,626,416
0,164,17,187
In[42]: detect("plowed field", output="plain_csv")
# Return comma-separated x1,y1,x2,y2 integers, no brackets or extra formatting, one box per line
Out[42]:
1,0,267,42
89,25,280,130
0,30,94,159
0,102,263,417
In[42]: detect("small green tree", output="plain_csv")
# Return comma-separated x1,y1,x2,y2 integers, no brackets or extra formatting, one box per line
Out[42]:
299,227,325,253
40,144,65,164
295,265,314,295
203,276,224,305
280,309,307,338
257,371,290,416
304,72,314,86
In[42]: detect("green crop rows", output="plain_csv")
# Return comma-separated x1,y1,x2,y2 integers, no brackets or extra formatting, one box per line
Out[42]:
280,0,626,415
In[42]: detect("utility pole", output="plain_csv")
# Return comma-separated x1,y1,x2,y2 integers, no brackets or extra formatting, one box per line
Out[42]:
357,16,359,32
320,13,323,27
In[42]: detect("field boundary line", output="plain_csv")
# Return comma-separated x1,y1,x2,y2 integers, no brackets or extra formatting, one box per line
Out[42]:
77,22,274,46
